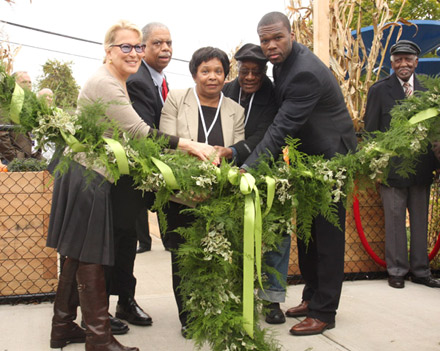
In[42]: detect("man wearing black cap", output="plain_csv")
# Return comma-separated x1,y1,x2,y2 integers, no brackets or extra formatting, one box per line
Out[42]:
217,43,285,324
217,43,278,166
364,40,440,289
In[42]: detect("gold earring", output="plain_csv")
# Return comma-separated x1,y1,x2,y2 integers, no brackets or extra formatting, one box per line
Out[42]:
109,59,113,64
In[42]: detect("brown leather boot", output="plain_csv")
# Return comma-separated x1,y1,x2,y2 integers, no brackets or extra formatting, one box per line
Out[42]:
76,262,139,351
50,257,86,348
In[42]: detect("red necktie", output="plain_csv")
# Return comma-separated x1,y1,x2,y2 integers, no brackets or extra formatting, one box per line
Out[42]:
161,78,168,100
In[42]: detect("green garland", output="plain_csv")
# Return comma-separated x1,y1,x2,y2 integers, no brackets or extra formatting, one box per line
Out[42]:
1,64,439,350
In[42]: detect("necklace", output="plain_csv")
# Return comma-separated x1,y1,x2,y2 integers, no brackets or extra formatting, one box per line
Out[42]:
193,88,224,144
238,88,255,127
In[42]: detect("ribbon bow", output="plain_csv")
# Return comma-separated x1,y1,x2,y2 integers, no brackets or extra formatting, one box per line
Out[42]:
228,169,275,338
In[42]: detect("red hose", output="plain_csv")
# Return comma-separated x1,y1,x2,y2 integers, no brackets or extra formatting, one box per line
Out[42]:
428,232,440,260
353,196,386,267
353,196,440,267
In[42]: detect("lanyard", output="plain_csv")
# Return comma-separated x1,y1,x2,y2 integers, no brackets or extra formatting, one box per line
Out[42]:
238,88,255,127
193,88,224,144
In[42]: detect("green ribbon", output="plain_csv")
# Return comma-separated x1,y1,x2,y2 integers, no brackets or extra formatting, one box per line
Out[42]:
102,137,130,175
228,170,268,338
151,156,179,190
60,130,87,153
10,83,24,124
263,176,275,217
408,107,439,125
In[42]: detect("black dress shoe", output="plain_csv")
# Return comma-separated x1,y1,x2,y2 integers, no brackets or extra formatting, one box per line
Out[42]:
81,314,129,335
116,297,153,326
412,275,440,288
136,245,151,254
109,315,130,335
265,303,286,324
388,275,405,289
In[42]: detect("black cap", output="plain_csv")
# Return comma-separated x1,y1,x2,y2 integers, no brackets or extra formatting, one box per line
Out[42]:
234,43,268,64
390,40,421,56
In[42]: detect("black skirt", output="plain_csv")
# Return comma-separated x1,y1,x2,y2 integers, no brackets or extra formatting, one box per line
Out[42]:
46,161,114,266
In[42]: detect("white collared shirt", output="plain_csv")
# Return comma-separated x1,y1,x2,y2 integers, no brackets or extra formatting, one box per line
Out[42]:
143,60,166,104
397,74,414,95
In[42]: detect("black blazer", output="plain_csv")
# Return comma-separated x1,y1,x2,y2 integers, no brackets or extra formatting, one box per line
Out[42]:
364,73,436,187
222,75,278,166
243,42,357,168
127,61,165,128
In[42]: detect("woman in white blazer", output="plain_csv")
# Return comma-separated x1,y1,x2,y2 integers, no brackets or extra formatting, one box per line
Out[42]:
159,47,244,337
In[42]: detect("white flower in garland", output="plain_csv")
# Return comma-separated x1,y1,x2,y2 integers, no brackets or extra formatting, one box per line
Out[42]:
136,173,165,192
121,133,139,168
200,222,233,263
191,161,219,188
313,160,347,202
33,108,80,144
274,176,292,204
368,153,391,179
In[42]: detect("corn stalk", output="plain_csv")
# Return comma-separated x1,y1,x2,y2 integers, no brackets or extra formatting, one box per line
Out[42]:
287,0,408,131
0,31,20,74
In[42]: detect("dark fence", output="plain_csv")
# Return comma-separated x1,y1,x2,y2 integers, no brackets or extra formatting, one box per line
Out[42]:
0,171,57,304
288,174,440,283
0,169,438,303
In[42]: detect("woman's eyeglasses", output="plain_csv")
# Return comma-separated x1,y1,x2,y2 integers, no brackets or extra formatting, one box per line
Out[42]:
111,44,146,53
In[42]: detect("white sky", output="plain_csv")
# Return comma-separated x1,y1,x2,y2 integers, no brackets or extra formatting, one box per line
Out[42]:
1,0,290,90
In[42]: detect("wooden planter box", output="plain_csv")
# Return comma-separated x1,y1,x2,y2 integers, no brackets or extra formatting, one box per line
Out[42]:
0,171,58,297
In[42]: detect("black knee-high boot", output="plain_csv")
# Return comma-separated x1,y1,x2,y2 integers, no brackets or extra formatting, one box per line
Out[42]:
50,257,86,348
76,262,138,351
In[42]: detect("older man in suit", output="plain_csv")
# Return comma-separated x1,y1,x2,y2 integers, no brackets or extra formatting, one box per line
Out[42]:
128,22,172,254
364,40,440,290
242,12,357,336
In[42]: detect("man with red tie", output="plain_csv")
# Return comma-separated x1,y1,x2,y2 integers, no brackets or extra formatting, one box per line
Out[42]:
127,22,172,255
105,22,173,333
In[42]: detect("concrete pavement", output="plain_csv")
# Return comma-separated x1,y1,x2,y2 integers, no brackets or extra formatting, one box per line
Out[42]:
1,214,439,351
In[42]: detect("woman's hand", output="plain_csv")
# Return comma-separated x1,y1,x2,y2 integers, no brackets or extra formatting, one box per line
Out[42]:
178,139,219,164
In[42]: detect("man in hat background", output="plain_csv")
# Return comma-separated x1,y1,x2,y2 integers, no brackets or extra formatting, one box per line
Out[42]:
364,40,440,289
216,44,285,324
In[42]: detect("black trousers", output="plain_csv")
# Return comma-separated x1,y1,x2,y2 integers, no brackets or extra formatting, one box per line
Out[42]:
297,200,346,323
162,201,194,326
136,208,152,250
105,176,154,302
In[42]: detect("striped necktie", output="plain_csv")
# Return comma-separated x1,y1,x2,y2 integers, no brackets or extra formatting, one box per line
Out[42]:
403,82,412,97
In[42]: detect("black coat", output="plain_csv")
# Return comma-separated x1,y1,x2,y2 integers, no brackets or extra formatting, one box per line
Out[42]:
243,41,357,168
222,75,278,166
127,61,165,128
364,73,436,187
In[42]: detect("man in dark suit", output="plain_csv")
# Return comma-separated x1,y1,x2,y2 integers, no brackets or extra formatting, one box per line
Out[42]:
364,40,440,290
128,22,172,254
242,12,357,336
105,22,172,332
